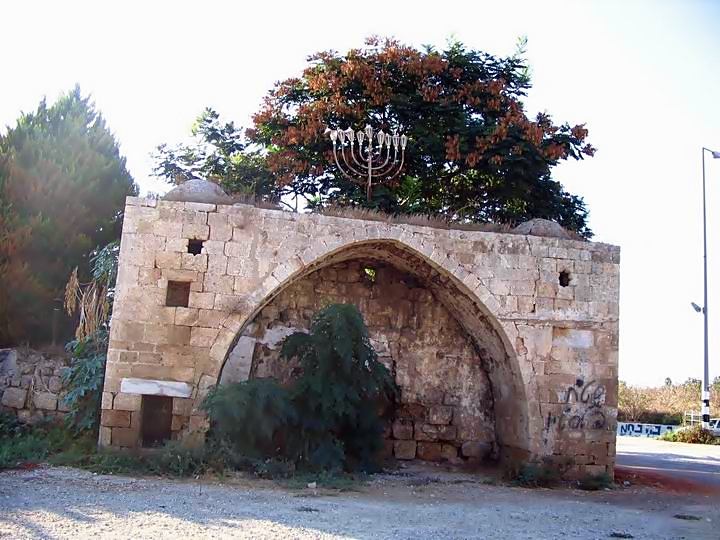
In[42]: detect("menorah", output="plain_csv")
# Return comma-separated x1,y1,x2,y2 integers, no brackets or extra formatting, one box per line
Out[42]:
328,125,408,201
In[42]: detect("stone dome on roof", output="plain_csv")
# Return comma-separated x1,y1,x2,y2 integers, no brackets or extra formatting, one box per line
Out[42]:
162,178,232,204
512,218,571,239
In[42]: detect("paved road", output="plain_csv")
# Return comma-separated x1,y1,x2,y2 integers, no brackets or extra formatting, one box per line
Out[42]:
616,436,720,488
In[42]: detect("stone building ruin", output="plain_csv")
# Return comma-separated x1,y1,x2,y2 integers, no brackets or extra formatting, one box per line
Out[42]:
101,183,620,475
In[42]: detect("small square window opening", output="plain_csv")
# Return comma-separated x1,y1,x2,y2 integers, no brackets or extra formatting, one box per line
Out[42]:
166,280,191,307
188,239,204,255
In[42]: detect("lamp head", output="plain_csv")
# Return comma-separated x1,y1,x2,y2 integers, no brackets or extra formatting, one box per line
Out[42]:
691,302,703,313
711,150,720,159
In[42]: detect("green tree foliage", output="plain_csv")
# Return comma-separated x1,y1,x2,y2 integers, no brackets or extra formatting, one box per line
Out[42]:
62,241,120,434
152,108,275,200
202,378,297,459
62,329,108,435
249,36,596,236
281,304,397,471
0,87,136,346
203,304,397,472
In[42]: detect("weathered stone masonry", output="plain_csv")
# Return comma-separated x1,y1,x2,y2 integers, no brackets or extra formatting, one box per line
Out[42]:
102,196,620,475
0,348,70,423
241,260,496,462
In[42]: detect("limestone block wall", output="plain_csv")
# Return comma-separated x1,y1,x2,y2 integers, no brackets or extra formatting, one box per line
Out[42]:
103,196,620,475
0,348,70,423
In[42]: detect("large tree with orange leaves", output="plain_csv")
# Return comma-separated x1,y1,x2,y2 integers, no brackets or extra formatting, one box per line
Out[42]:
249,37,596,236
0,87,136,346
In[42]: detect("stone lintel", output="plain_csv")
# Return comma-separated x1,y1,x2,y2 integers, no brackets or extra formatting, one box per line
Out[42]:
120,377,192,398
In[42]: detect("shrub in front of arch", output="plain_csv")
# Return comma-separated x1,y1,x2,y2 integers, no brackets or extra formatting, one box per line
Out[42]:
202,378,297,462
281,303,398,472
203,303,397,474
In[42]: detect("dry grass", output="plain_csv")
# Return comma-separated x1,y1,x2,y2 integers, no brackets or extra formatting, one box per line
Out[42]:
316,206,587,240
207,197,580,239
619,381,720,424
316,206,514,233
64,268,110,341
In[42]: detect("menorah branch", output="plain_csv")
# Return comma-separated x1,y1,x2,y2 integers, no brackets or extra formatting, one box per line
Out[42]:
329,125,408,202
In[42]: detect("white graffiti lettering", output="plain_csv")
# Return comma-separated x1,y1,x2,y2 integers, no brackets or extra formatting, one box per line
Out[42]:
617,422,675,438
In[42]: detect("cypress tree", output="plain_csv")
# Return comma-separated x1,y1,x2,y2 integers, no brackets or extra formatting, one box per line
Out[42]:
0,86,136,346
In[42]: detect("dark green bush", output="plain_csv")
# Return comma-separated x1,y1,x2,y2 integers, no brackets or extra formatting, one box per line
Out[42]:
51,441,210,477
576,472,612,491
0,420,75,471
281,304,397,472
0,411,28,439
635,412,683,425
145,441,208,476
248,458,296,479
511,456,574,488
199,436,296,478
62,328,107,434
203,378,296,459
658,425,719,444
203,304,397,473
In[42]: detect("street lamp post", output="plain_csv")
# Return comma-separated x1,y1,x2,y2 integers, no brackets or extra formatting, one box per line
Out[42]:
698,147,720,427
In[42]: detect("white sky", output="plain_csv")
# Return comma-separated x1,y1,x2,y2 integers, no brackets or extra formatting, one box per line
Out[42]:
2,0,719,386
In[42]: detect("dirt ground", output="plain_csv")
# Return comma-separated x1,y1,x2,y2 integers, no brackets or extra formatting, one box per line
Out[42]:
0,464,717,540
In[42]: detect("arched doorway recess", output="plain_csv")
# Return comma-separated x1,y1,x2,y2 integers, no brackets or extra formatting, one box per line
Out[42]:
219,240,530,463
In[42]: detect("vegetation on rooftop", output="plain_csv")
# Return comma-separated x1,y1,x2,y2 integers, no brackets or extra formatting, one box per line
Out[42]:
154,36,596,238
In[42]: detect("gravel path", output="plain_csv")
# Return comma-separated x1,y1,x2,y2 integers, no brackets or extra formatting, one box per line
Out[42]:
0,467,716,539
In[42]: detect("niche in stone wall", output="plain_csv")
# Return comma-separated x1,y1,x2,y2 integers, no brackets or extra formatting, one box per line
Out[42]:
166,281,190,307
239,259,497,463
141,395,173,448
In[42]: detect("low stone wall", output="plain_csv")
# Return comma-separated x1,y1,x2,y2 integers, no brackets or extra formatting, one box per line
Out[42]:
0,348,70,423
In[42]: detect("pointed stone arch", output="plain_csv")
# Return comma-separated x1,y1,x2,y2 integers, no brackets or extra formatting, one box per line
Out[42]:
213,238,533,462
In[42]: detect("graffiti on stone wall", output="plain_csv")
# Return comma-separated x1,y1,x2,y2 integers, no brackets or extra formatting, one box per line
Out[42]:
545,379,607,432
561,379,607,430
617,422,674,438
